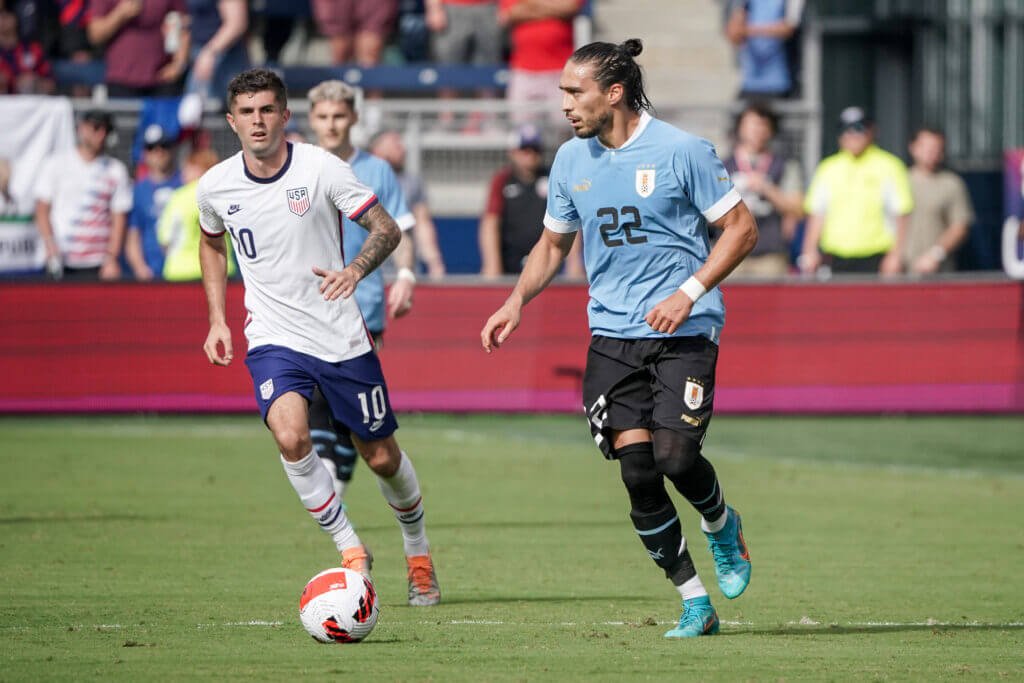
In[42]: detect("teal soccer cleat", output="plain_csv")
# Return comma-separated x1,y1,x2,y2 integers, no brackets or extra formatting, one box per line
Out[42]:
704,506,751,599
663,596,720,638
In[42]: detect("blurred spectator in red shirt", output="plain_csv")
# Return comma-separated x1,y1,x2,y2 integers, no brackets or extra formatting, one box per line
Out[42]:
0,8,54,94
312,0,398,66
498,0,581,124
87,0,190,97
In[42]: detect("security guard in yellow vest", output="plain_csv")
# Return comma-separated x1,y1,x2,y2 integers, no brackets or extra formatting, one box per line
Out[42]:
800,107,913,275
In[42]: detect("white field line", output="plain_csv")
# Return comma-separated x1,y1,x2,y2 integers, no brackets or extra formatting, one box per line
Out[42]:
4,619,1022,632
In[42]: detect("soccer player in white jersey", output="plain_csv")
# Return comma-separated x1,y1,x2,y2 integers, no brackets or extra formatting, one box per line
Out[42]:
198,69,439,606
481,40,759,637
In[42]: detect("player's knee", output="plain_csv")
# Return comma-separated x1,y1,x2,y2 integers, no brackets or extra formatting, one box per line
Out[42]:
618,442,667,512
275,427,313,461
358,437,401,477
651,429,700,481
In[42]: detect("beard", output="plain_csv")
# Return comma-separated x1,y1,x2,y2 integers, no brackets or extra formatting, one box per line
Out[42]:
573,110,613,139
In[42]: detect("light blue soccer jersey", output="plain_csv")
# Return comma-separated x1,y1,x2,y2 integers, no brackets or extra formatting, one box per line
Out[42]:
343,150,414,333
544,112,741,342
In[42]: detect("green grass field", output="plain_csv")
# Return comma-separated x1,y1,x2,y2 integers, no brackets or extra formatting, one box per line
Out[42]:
1,414,1022,681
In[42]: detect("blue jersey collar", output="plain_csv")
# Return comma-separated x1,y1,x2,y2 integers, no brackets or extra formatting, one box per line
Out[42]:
594,111,653,151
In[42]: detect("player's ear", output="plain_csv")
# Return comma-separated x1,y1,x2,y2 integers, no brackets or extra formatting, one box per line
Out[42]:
607,82,624,107
225,111,237,133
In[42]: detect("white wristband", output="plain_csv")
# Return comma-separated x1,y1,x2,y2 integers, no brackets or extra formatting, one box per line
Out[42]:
927,245,948,262
396,267,417,284
679,276,706,303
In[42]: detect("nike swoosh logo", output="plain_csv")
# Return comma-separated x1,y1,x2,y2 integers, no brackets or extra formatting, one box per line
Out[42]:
227,206,241,215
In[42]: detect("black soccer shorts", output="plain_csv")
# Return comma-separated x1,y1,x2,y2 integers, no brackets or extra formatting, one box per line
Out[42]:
582,335,719,459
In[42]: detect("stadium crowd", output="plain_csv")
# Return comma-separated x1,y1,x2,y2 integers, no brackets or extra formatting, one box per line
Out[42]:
0,0,1005,282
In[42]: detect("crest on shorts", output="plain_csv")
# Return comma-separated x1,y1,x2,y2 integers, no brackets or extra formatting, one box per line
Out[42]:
683,379,704,411
286,187,310,216
260,378,274,401
635,167,655,198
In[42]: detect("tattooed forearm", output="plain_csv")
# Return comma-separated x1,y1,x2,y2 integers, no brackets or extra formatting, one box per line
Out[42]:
351,204,401,277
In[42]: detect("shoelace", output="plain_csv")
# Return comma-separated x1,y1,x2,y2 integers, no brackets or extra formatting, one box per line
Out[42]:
408,561,435,592
708,532,739,570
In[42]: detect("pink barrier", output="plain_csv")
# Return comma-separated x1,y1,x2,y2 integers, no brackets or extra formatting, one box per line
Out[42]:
1,280,1021,413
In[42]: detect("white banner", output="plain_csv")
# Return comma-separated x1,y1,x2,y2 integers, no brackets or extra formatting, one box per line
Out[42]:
0,96,76,272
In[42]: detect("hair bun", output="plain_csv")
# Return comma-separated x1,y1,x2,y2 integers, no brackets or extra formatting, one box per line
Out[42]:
621,38,643,58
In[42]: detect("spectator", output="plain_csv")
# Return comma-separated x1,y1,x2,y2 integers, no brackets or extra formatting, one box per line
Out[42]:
369,128,447,278
34,109,133,281
426,0,500,123
721,102,802,277
311,0,397,66
903,127,974,275
0,8,54,94
157,147,230,280
125,124,182,281
184,0,249,106
87,0,190,97
800,106,913,276
499,0,582,123
725,0,804,99
479,124,582,277
54,0,96,96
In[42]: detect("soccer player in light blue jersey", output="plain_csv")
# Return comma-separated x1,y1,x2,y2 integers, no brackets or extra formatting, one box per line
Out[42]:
305,79,439,606
481,39,759,638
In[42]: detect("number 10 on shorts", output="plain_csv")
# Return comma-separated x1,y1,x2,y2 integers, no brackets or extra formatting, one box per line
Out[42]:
357,386,387,424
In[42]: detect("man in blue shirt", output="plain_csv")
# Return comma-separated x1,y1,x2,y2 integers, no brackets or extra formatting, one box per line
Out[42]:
482,39,759,638
304,79,439,605
125,124,182,280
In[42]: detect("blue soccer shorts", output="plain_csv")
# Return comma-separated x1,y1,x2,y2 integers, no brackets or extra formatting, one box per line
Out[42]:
244,344,399,442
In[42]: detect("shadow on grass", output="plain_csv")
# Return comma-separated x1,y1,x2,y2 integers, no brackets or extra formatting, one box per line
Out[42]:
723,623,1024,637
0,513,157,525
356,519,623,533
432,595,650,606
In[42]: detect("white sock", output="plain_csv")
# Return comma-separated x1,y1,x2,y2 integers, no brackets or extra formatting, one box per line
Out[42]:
282,450,359,552
376,451,429,556
701,508,729,534
676,574,708,601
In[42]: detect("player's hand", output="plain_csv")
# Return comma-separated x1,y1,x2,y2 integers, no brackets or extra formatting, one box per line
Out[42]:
313,265,360,301
644,290,694,335
879,251,902,277
481,298,522,353
203,322,233,366
387,278,414,319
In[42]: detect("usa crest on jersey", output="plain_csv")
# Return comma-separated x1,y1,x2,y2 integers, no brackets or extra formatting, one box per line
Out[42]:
635,168,655,198
287,187,310,216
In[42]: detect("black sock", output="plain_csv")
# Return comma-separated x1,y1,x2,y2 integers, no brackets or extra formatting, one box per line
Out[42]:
619,442,697,585
652,430,726,524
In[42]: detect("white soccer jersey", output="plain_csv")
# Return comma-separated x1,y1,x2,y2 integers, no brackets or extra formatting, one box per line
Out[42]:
35,149,132,268
197,142,379,362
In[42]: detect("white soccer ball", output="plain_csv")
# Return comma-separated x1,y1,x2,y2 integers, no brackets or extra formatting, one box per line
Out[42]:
299,567,379,643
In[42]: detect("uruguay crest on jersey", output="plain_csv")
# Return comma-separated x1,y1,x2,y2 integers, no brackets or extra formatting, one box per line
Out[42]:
287,187,310,216
635,166,656,198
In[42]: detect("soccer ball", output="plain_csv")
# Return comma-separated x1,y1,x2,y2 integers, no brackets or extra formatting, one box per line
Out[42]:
299,567,379,643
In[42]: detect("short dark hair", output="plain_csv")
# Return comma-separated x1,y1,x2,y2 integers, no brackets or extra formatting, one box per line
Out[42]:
570,38,652,113
227,68,288,111
735,102,779,136
910,126,945,142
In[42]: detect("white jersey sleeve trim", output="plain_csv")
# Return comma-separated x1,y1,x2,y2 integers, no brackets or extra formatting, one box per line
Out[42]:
544,212,581,234
348,195,379,221
702,188,742,223
200,223,225,237
395,212,416,231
